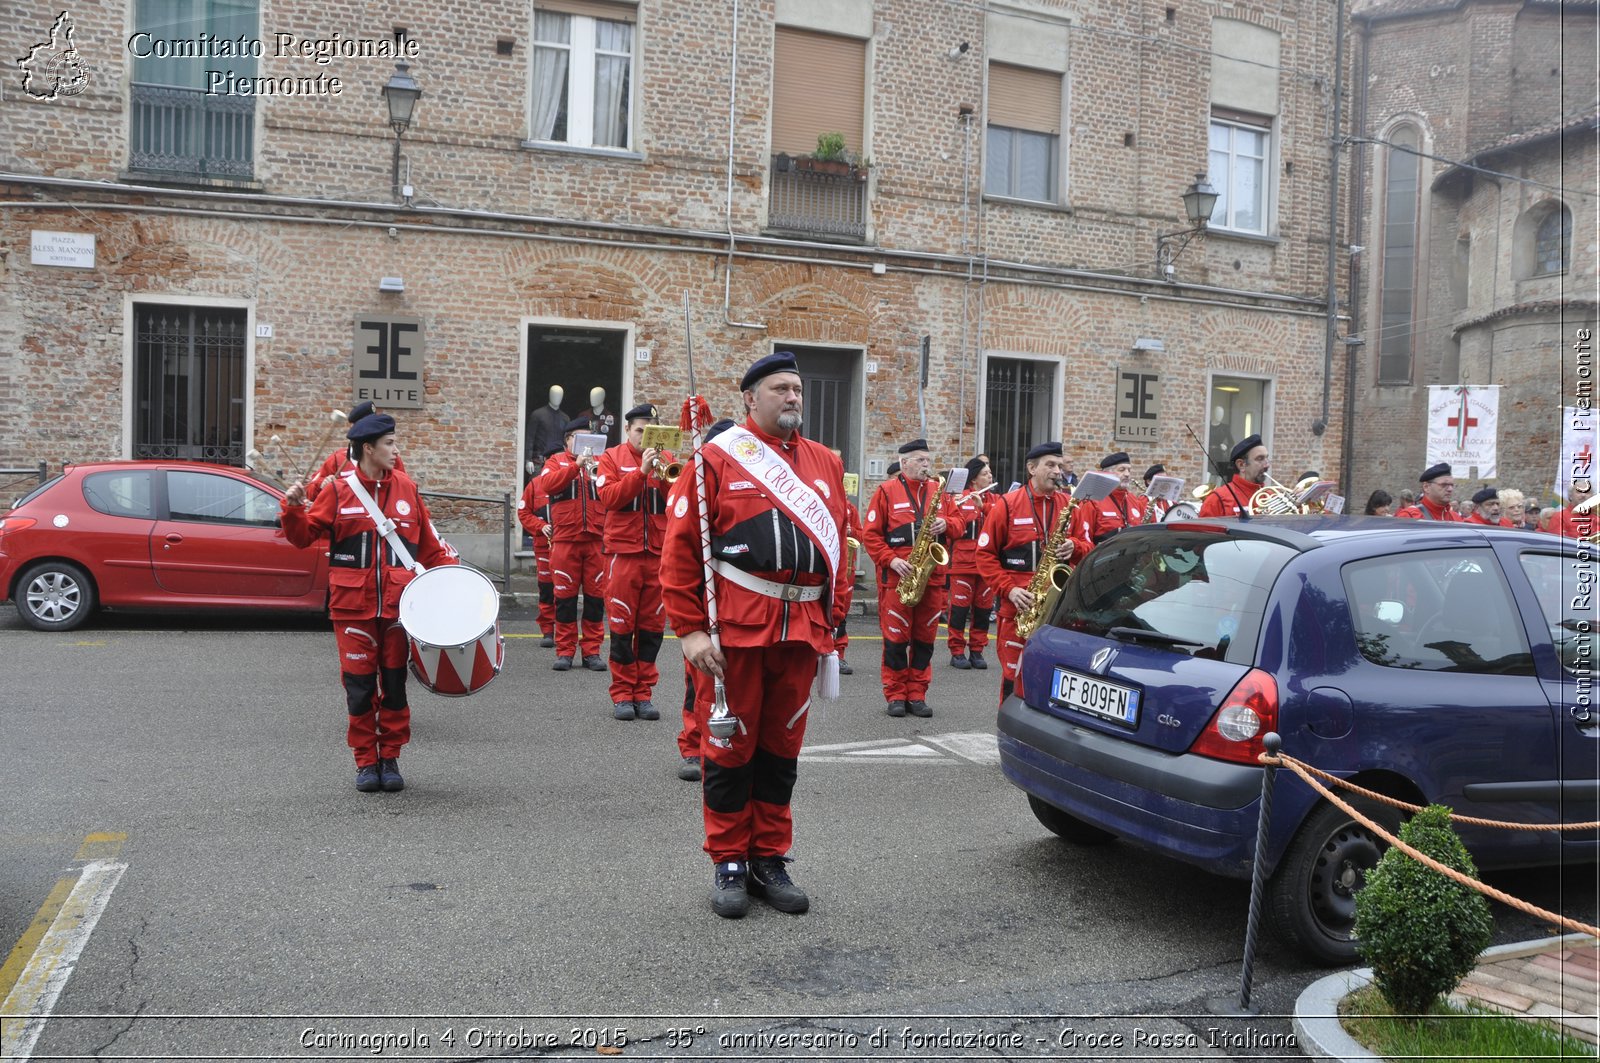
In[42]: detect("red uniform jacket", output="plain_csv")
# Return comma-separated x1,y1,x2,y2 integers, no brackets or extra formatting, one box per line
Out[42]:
660,420,851,652
1071,486,1150,545
860,475,966,575
537,453,603,542
517,478,550,538
1548,505,1596,539
975,485,1084,621
281,467,455,619
306,447,407,503
1395,498,1465,522
949,489,996,573
594,441,675,555
1199,476,1263,518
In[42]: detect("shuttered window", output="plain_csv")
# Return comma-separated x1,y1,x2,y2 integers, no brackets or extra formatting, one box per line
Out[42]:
538,0,634,19
985,63,1061,202
988,63,1060,135
771,27,866,158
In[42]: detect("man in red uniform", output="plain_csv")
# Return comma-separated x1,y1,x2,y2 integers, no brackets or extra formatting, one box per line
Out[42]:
305,401,407,503
861,439,965,718
947,456,996,671
661,351,850,919
673,419,737,783
1463,486,1503,525
1394,463,1465,521
1071,451,1151,547
281,413,457,793
516,474,556,646
538,417,608,670
1548,479,1596,538
594,403,676,720
975,442,1090,704
1199,434,1269,517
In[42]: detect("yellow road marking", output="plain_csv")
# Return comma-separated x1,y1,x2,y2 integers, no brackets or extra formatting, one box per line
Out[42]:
0,833,126,1007
73,832,126,862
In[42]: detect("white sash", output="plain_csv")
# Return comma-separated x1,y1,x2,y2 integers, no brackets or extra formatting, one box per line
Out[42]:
708,426,841,580
340,470,424,575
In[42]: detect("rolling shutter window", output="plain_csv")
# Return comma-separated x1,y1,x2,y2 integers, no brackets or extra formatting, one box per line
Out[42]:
537,0,635,21
988,63,1060,135
772,27,866,157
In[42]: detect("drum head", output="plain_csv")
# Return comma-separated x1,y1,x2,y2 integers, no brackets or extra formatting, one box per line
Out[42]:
400,567,498,646
1163,500,1200,523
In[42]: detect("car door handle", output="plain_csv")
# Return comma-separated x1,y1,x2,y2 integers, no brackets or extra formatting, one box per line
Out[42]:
1572,705,1596,727
164,533,184,545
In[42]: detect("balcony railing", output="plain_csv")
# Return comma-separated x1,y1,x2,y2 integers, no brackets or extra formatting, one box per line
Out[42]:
129,83,255,180
767,157,867,242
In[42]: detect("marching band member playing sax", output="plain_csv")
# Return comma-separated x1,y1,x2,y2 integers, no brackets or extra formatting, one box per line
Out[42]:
861,439,965,719
974,442,1091,704
1070,451,1150,545
594,403,677,721
946,456,997,671
538,417,609,672
661,352,851,919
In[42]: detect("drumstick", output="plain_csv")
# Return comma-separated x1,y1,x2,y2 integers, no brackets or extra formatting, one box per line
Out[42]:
294,409,350,484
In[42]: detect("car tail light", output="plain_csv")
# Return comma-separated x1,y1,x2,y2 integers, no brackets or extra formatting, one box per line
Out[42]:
1188,668,1279,765
0,516,37,538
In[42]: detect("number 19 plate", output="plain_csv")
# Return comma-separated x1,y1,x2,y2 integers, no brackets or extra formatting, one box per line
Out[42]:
1051,667,1141,727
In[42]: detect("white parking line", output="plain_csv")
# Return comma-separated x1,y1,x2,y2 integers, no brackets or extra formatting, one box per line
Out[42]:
1,859,127,1063
799,731,1001,765
919,731,1002,765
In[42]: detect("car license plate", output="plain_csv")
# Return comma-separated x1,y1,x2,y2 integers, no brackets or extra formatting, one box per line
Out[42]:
1051,667,1140,727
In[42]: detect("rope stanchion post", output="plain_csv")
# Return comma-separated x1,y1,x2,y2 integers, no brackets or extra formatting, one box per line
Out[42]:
1212,731,1280,1017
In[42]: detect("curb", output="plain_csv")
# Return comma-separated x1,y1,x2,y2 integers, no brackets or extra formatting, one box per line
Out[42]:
1292,934,1596,1062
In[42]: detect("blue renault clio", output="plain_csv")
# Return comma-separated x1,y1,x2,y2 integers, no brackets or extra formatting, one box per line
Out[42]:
998,516,1596,965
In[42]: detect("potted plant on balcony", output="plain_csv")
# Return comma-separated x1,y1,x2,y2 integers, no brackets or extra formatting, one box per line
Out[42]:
795,132,852,177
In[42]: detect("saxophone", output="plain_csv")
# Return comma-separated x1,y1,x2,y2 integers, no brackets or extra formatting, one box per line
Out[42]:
895,474,949,606
1015,487,1081,638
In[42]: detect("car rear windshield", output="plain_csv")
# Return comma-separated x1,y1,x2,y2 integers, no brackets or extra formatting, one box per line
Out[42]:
1050,531,1296,665
10,475,63,511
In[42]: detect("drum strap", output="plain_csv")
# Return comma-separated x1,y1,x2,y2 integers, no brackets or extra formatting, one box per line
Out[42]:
341,471,425,575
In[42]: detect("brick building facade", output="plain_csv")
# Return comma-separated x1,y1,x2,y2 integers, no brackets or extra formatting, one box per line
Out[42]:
3,0,1351,532
1346,0,1597,507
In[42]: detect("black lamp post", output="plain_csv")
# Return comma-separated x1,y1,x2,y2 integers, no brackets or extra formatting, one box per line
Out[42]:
1155,173,1220,279
380,60,422,201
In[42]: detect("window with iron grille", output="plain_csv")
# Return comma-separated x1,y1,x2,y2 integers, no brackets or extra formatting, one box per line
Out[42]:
128,0,258,180
133,304,247,464
983,356,1059,489
1534,205,1571,276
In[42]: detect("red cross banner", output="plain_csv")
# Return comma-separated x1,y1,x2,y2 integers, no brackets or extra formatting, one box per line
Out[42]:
1559,404,1597,497
1426,385,1499,478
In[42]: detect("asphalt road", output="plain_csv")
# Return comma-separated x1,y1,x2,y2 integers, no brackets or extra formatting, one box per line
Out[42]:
2,607,1593,1062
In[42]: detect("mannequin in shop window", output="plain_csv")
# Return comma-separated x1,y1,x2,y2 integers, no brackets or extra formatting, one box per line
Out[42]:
1207,404,1236,481
529,385,569,469
586,386,617,446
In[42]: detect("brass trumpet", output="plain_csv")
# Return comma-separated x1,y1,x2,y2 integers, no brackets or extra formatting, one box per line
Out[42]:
650,457,683,483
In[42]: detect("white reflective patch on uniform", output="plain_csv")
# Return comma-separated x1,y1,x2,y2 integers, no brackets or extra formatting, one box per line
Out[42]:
673,496,689,518
517,499,526,509
893,502,911,509
866,509,877,522
812,479,830,499
977,532,990,547
340,506,365,515
595,475,607,487
621,465,638,472
1013,516,1034,525
729,480,755,490
395,499,411,515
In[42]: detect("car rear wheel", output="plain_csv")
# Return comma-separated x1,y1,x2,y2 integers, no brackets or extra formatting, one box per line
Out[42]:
1027,795,1117,845
1268,797,1401,966
16,561,97,632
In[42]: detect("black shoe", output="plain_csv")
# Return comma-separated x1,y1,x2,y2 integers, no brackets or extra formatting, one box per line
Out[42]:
886,699,907,718
677,756,702,782
553,656,573,671
711,860,749,919
378,757,405,792
582,654,608,672
635,699,660,721
539,634,555,648
950,653,971,669
837,661,853,675
969,651,989,670
355,764,382,793
748,855,810,914
613,700,636,721
908,699,933,718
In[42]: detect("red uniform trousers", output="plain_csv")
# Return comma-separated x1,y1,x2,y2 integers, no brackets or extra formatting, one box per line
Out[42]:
878,578,946,701
531,533,556,635
696,641,814,862
996,613,1028,704
604,551,666,704
677,661,702,759
946,570,994,655
551,536,606,658
333,618,412,767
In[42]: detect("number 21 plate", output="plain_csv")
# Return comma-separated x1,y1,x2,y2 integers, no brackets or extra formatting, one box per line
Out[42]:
1051,667,1141,727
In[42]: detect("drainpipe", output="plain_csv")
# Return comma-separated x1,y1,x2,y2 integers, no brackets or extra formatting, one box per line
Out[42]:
1340,15,1371,497
722,0,765,330
1315,0,1347,439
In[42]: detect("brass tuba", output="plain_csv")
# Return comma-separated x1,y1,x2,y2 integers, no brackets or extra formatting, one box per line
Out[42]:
895,475,949,606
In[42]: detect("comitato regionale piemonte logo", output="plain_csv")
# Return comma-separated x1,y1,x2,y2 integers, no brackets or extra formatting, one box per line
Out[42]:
18,10,94,100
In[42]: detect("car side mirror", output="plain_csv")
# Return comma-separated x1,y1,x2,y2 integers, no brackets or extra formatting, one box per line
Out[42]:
1374,600,1403,624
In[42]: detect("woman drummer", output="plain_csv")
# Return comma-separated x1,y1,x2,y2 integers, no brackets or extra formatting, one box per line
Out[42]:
282,412,457,794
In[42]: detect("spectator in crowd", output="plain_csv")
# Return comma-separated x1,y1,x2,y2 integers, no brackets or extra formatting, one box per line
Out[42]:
1522,499,1543,531
1398,489,1416,511
1497,488,1525,528
1363,489,1394,516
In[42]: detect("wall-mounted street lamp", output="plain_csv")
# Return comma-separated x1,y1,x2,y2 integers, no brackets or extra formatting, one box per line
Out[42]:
1155,173,1219,280
380,60,422,202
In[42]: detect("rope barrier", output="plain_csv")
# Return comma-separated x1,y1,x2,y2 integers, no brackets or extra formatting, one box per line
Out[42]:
1261,751,1600,940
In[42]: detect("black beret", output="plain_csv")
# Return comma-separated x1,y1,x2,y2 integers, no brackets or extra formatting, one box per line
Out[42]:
886,461,901,477
964,456,988,479
347,400,376,423
897,438,929,455
1025,441,1063,462
1099,452,1131,470
1471,487,1498,505
1229,434,1264,465
1143,463,1165,482
705,418,737,443
346,412,396,440
739,350,800,392
624,403,656,422
563,415,593,434
1420,462,1452,483
1298,471,1321,482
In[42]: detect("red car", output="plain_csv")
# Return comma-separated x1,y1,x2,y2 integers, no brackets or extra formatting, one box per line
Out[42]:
1,461,330,631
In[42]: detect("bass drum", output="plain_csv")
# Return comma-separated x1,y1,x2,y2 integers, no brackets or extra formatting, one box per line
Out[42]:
398,565,505,697
1163,500,1200,522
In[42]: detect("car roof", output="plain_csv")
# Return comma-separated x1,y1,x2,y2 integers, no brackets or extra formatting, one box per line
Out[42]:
1147,514,1570,553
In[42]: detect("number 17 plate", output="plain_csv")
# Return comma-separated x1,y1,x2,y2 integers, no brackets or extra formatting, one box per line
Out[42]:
1051,667,1141,727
